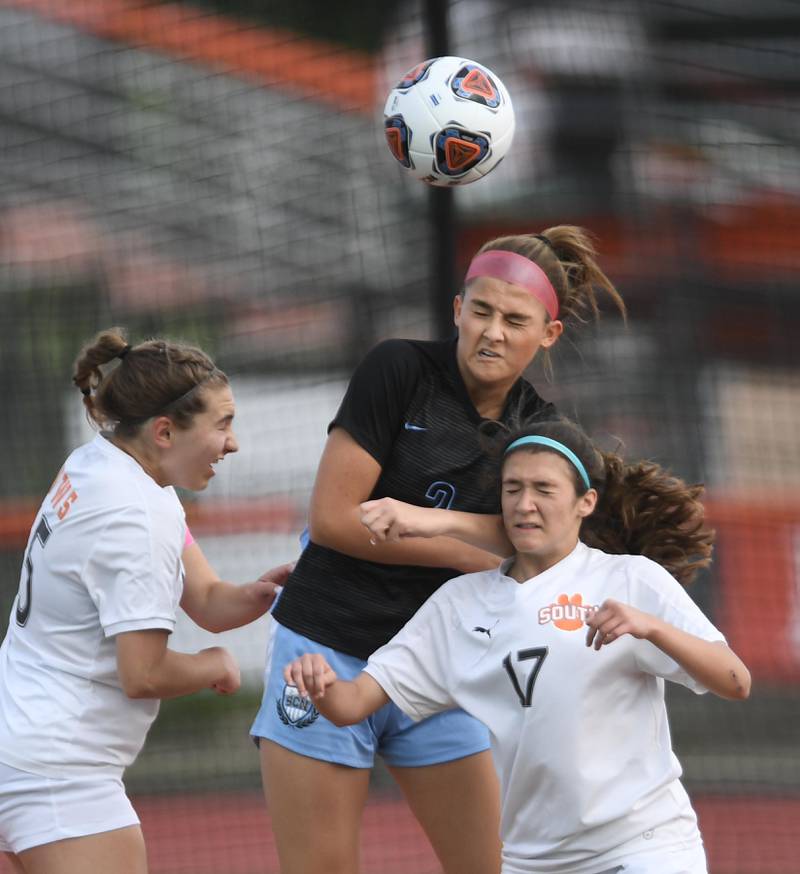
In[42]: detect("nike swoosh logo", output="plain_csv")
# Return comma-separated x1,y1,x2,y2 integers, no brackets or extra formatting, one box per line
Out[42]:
404,422,428,431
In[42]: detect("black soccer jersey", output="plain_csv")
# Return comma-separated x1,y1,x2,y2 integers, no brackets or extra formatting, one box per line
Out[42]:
272,337,555,659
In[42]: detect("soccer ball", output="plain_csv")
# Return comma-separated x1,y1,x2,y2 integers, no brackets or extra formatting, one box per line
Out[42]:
383,56,515,187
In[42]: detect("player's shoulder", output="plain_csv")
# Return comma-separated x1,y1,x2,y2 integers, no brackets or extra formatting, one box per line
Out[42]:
576,544,659,589
352,339,451,396
67,437,141,492
429,567,500,611
584,547,686,605
504,375,555,422
577,543,629,570
581,544,666,575
65,436,181,518
366,337,449,371
621,551,678,585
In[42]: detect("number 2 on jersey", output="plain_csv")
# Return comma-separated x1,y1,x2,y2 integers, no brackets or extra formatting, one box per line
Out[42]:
425,480,456,510
16,515,53,627
503,646,549,707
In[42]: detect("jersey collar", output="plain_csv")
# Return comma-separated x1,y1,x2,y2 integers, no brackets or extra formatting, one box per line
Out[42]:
499,541,588,587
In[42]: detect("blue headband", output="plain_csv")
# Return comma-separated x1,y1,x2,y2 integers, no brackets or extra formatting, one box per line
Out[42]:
504,436,592,491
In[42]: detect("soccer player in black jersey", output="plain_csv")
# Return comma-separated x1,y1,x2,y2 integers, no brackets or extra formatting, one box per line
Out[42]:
251,227,626,874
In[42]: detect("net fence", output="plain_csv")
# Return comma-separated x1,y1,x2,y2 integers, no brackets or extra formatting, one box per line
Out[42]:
0,1,798,872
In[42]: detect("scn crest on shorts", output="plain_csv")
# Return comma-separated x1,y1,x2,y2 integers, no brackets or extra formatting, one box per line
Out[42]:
276,684,320,729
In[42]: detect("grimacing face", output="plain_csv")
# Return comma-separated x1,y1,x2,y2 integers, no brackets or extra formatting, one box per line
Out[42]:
165,383,239,491
501,448,596,576
453,277,563,394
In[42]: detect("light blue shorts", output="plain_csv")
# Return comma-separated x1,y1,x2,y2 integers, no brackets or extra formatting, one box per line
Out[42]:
250,621,490,769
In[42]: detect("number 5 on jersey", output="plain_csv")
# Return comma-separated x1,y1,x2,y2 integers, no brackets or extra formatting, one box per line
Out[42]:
503,646,549,707
16,516,52,627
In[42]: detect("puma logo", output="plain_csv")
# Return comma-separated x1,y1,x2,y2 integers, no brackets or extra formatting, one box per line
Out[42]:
472,619,499,638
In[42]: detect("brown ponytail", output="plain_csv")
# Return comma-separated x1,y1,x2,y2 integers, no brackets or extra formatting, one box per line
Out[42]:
489,416,713,586
475,225,626,325
73,327,228,436
583,453,713,587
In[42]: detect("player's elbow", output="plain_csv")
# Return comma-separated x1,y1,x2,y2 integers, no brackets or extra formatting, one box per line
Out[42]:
307,507,344,550
321,703,364,728
119,670,160,700
186,615,227,634
121,679,157,699
728,667,751,700
716,665,751,701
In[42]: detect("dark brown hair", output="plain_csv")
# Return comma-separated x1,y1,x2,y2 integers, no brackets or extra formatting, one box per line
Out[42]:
470,225,626,326
72,328,228,437
488,417,713,586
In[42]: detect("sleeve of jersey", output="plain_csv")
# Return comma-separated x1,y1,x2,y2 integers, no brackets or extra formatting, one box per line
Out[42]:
329,339,423,467
628,557,727,694
363,595,458,721
83,503,182,637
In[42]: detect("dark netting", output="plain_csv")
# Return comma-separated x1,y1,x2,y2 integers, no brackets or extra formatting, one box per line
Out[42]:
0,1,798,872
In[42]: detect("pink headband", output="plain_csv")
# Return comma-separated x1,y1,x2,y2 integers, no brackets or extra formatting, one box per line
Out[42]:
465,250,559,320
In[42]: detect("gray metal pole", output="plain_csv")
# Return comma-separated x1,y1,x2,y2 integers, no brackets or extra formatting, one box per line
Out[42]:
425,0,457,340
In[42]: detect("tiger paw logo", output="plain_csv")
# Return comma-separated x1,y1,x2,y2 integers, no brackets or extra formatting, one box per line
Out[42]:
538,594,598,631
276,684,319,729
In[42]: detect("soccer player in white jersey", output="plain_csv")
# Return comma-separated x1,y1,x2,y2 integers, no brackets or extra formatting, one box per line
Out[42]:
0,329,290,874
285,417,751,874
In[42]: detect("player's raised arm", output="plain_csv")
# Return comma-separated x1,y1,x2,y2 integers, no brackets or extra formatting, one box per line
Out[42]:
309,427,500,574
359,496,512,557
585,599,751,700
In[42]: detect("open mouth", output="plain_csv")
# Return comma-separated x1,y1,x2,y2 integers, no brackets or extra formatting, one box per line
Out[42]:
478,349,501,360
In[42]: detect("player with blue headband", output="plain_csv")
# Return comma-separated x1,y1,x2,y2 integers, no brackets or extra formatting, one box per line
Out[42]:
289,417,751,874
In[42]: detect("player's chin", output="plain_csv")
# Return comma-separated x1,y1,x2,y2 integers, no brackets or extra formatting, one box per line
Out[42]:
509,527,543,549
182,467,215,491
470,357,512,384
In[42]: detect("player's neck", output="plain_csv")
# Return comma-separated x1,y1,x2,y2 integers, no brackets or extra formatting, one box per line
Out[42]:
508,541,579,583
463,376,515,421
108,434,166,487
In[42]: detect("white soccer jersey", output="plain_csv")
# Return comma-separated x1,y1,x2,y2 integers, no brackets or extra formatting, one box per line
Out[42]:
365,542,725,874
0,434,186,777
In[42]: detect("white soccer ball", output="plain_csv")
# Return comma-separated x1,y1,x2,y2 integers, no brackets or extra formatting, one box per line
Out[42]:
383,56,515,187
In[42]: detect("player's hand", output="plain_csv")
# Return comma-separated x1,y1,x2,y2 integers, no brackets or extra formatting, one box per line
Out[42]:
585,599,657,650
283,653,338,701
207,647,241,695
249,562,294,613
360,498,444,544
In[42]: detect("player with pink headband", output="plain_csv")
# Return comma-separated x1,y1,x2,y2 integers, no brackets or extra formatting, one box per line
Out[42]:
464,247,561,321
253,226,626,874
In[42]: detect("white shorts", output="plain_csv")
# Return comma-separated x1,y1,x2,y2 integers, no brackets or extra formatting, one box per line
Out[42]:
0,761,140,854
503,816,708,874
503,842,706,874
612,839,707,873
